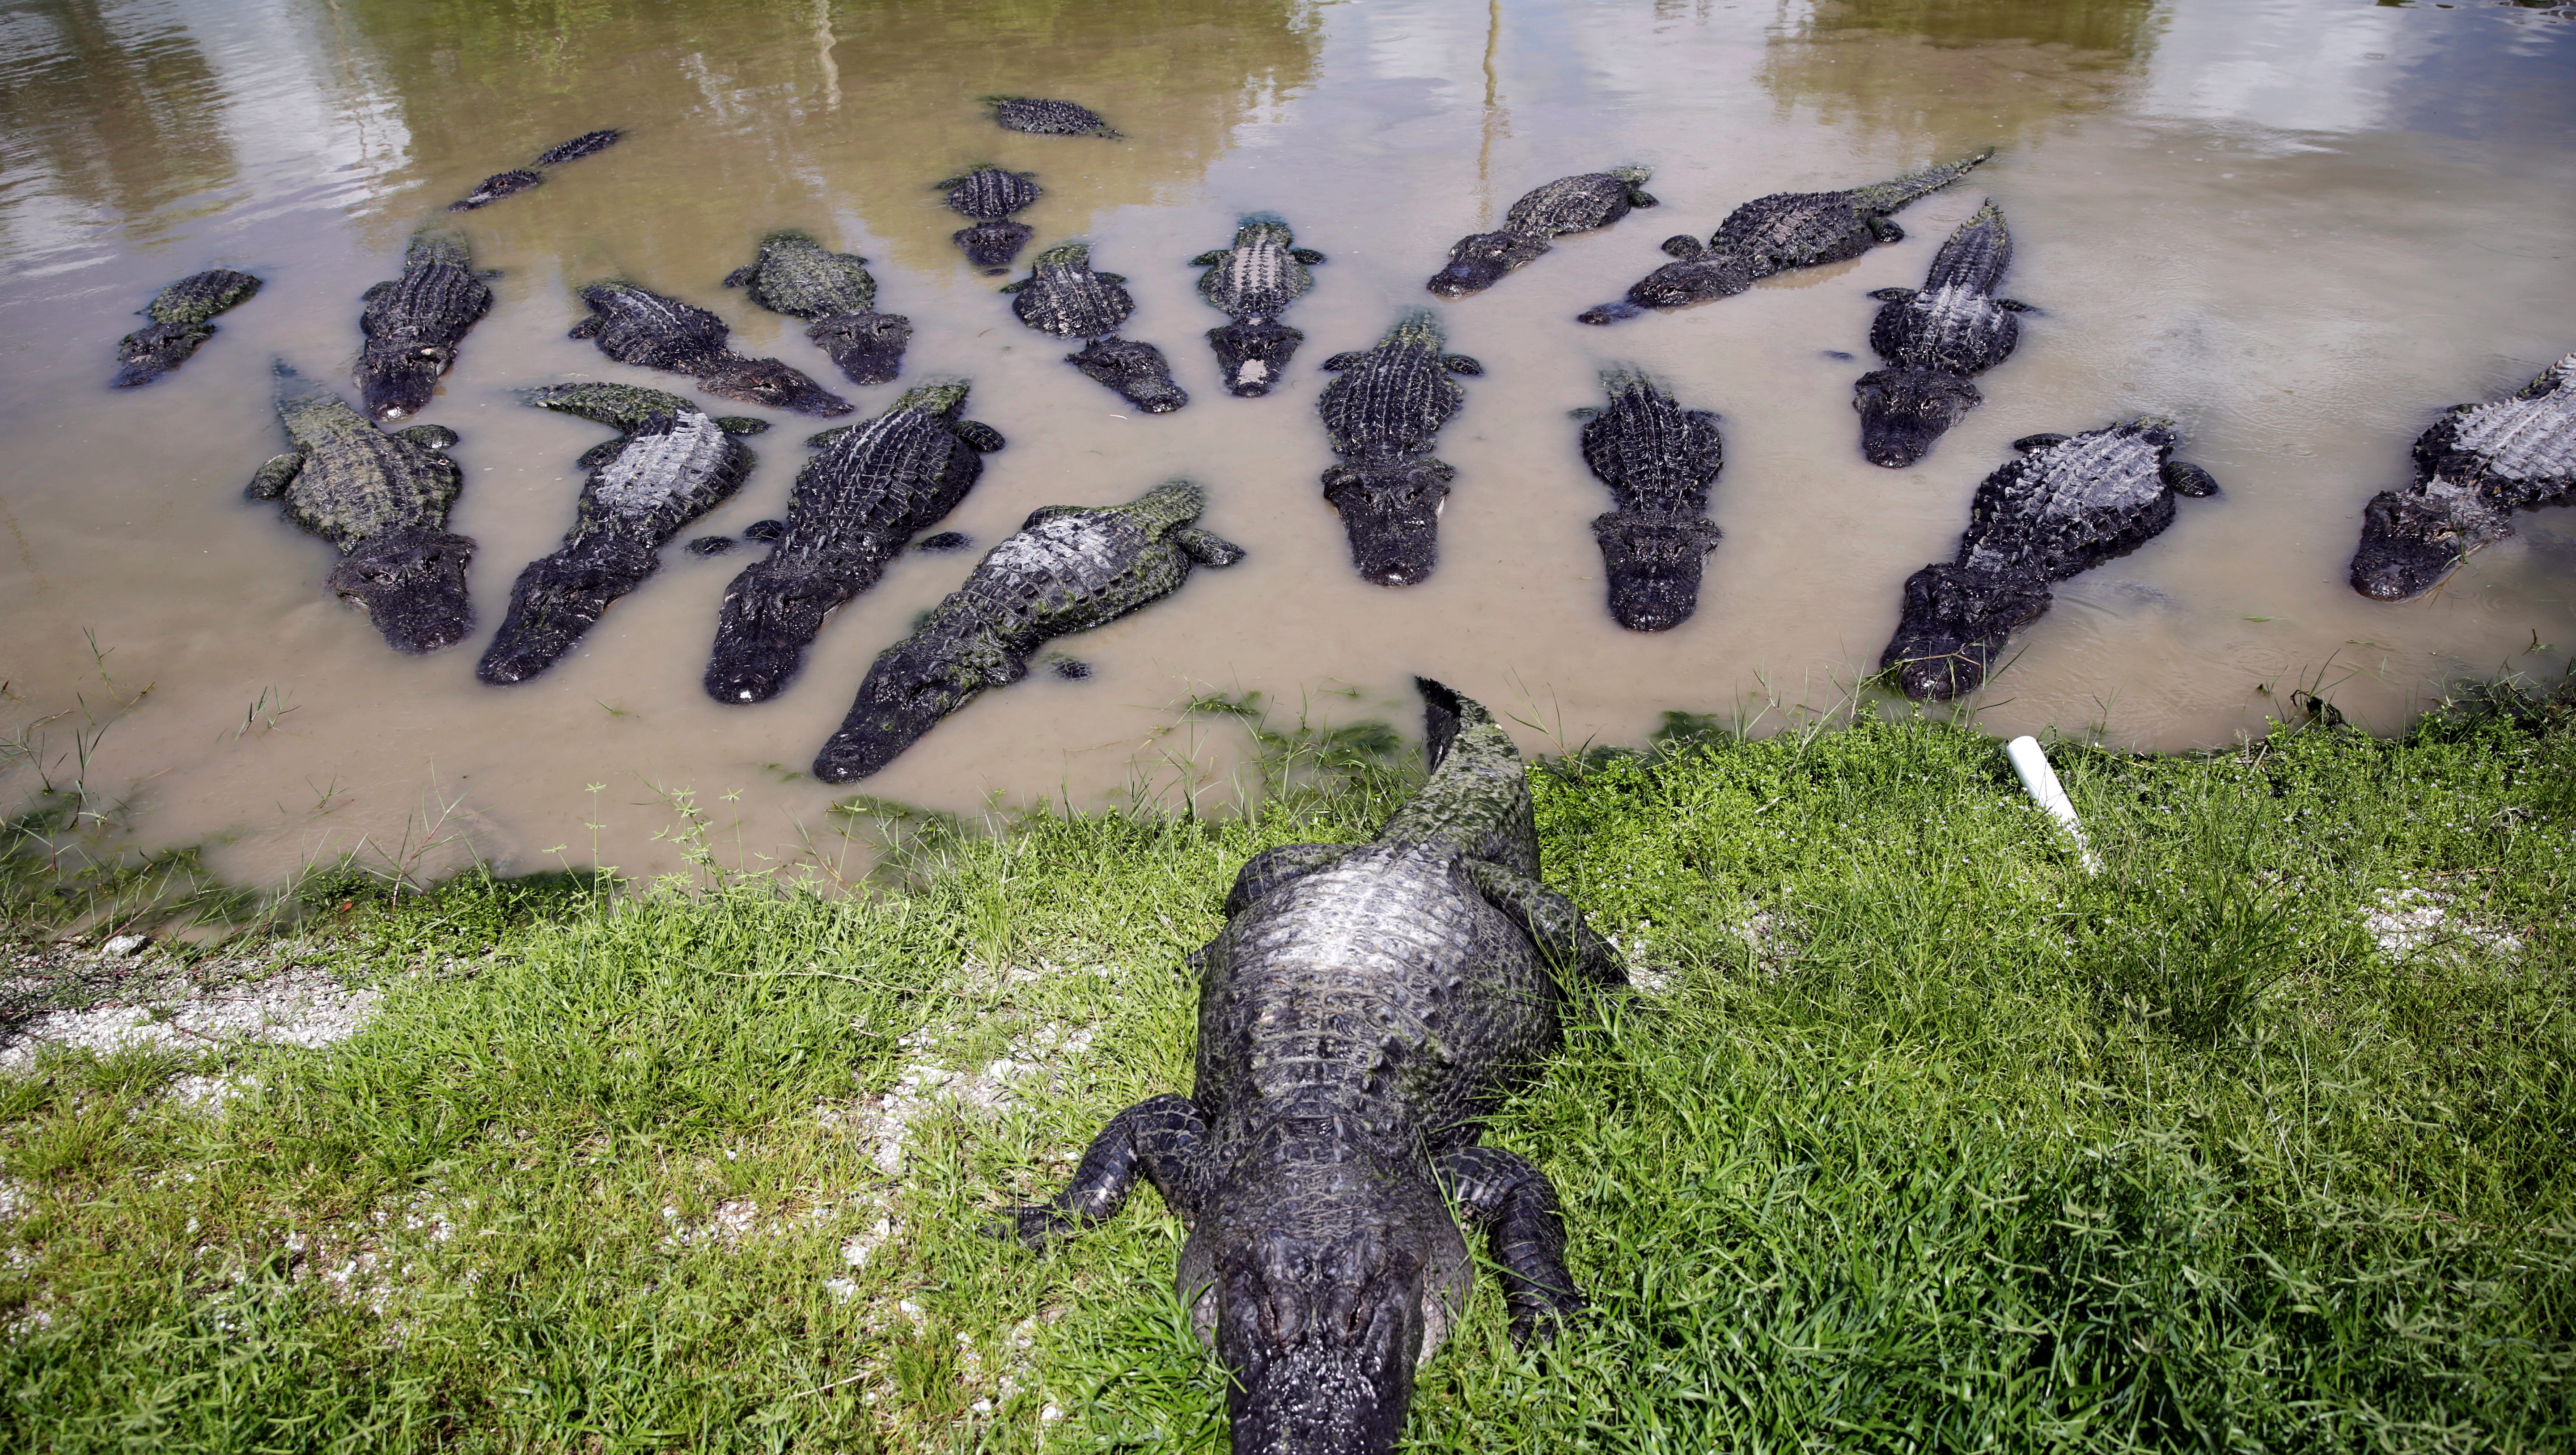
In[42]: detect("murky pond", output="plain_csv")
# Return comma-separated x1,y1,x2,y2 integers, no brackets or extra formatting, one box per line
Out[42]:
4,0,2573,888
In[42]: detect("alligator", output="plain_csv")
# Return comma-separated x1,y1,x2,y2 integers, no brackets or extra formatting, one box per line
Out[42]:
113,269,262,388
1575,370,1724,632
245,363,474,654
986,96,1120,139
2347,351,2576,601
940,167,1042,271
1000,241,1187,413
723,230,913,387
569,280,854,416
1193,215,1328,398
1881,419,2219,700
1578,149,1993,325
354,229,494,421
448,128,623,211
703,381,1002,704
1315,312,1482,587
813,479,1242,780
478,383,767,685
1851,201,2031,468
996,676,1619,1455
1427,168,1657,300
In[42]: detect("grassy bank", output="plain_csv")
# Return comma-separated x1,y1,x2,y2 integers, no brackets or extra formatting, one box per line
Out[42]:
1,687,2571,1452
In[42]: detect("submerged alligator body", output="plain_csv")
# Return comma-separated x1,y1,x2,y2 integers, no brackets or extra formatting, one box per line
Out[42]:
1580,149,1992,324
1316,312,1482,587
245,364,474,654
1577,370,1724,632
940,167,1042,271
2348,351,2576,601
1427,167,1656,300
1881,419,2219,700
1193,215,1327,398
570,281,853,416
999,677,1620,1455
723,231,913,387
986,96,1119,138
704,381,1003,704
114,269,262,387
479,383,767,685
448,128,623,211
1852,200,2031,468
813,480,1243,780
1001,241,1186,413
355,230,494,421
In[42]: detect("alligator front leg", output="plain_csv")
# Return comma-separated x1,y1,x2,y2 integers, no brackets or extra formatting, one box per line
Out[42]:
1436,1144,1586,1346
1461,858,1625,989
994,1094,1211,1248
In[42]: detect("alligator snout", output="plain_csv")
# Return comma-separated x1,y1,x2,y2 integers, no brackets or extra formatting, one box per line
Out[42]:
952,219,1033,272
1853,368,1983,469
1593,513,1721,633
1209,320,1305,398
112,322,207,389
2348,491,2463,602
1325,461,1451,588
1425,232,1547,300
327,526,478,654
696,355,854,417
806,312,914,388
1879,564,2048,701
1068,337,1188,414
1214,1231,1426,1455
1617,252,1755,313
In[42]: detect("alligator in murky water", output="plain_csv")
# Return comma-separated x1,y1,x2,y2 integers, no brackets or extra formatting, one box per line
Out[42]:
1852,200,2032,468
1001,241,1187,413
1579,150,1993,324
1427,168,1656,300
1881,418,2219,700
813,479,1242,781
448,128,623,211
723,231,913,387
703,381,1002,704
1316,312,1482,587
113,269,262,388
479,383,768,685
569,280,853,417
1194,215,1327,397
996,676,1619,1455
1576,370,1724,632
245,363,474,654
940,166,1042,271
986,96,1119,138
2348,351,2576,601
355,230,492,421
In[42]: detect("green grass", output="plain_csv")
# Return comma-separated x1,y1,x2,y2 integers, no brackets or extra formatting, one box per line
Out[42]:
0,687,2570,1452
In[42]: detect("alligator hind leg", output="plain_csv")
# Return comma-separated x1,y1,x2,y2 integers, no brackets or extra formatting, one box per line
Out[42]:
993,1094,1211,1248
1436,1145,1586,1345
1224,843,1348,915
1462,858,1625,989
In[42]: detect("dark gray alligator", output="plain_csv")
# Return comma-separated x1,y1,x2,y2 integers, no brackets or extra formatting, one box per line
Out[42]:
986,96,1120,139
246,363,475,654
479,383,768,685
569,280,854,417
1881,418,2219,700
1579,150,1993,324
1001,241,1187,413
448,128,623,211
1427,167,1657,300
940,166,1042,271
723,230,913,387
1316,311,1482,587
813,479,1242,780
2348,351,2576,601
1852,199,2033,468
1575,370,1724,632
355,230,493,421
997,676,1620,1455
703,381,1002,704
114,269,262,388
1194,214,1328,398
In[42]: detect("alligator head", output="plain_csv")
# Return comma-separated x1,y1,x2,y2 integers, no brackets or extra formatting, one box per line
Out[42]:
1069,337,1189,414
1579,250,1754,323
477,540,654,685
806,311,914,387
1592,512,1722,632
112,321,211,388
1324,459,1453,588
1879,562,2050,700
448,169,542,212
1852,368,1984,469
811,622,1016,781
694,354,854,417
2349,486,2479,602
327,525,478,654
953,218,1034,271
704,563,852,704
1426,231,1550,299
358,335,458,420
1209,319,1305,398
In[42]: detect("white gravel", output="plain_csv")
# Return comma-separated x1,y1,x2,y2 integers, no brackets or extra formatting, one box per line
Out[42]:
2364,888,2523,963
0,967,382,1075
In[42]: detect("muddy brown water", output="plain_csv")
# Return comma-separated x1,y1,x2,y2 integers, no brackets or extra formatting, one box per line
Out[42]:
4,0,2572,889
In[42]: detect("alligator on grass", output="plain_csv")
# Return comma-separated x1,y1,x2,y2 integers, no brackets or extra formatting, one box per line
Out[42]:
1001,241,1187,413
246,363,474,654
1852,199,2032,468
940,166,1043,272
570,280,853,417
997,676,1620,1455
2348,350,2576,601
1578,149,1993,324
448,128,623,211
113,269,262,388
1576,370,1724,632
1317,311,1481,587
724,231,913,387
1194,215,1327,398
704,381,1002,704
478,383,768,685
1881,418,2219,700
355,229,494,421
812,479,1242,780
1427,168,1657,300
986,96,1119,139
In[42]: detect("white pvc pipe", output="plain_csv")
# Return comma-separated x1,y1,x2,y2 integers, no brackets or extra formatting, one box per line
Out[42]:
2005,736,2101,874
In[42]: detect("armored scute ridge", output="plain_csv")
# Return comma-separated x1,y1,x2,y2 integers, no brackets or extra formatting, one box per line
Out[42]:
1000,241,1187,413
1426,167,1656,299
996,677,1620,1455
1580,149,1992,324
939,166,1042,271
245,363,475,654
355,230,492,421
1578,370,1724,632
703,381,1003,704
2348,351,2576,601
1852,200,2031,468
1316,311,1483,587
113,269,262,387
448,128,623,211
479,383,768,685
570,280,853,417
1881,419,2220,700
723,231,913,387
1193,214,1328,398
986,96,1119,138
813,480,1244,781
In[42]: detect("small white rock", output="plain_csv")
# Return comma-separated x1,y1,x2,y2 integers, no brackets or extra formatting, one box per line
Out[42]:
102,935,148,959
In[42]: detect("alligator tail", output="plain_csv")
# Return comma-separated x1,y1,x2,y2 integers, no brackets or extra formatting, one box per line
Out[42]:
1418,677,1466,772
1852,148,1996,212
1922,199,2012,294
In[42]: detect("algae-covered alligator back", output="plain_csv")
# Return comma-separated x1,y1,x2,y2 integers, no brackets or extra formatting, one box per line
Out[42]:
113,269,262,388
722,232,913,387
570,280,854,417
2348,351,2576,602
